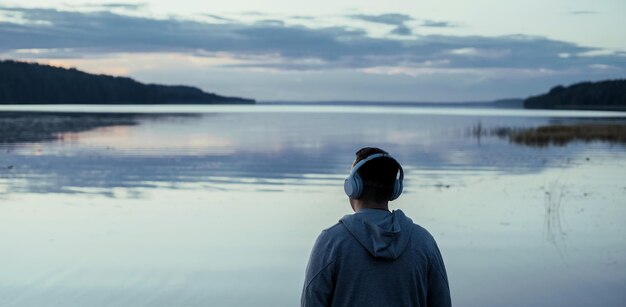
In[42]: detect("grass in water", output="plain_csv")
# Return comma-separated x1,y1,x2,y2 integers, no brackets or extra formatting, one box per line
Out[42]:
490,124,626,147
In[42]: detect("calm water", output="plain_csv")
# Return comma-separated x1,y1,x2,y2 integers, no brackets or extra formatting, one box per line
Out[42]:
1,105,625,306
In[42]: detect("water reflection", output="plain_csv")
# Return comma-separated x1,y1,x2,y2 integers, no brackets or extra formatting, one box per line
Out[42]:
1,110,625,196
502,124,626,147
543,180,567,249
0,112,200,144
1,106,625,307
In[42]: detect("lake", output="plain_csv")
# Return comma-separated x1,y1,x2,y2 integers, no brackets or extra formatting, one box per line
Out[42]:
1,104,625,306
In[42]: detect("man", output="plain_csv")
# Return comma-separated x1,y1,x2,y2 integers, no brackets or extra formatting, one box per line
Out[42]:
301,147,451,307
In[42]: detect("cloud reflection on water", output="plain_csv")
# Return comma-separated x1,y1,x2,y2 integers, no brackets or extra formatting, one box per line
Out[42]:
1,108,626,307
1,110,624,196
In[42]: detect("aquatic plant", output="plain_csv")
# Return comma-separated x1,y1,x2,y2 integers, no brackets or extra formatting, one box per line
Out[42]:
471,123,626,147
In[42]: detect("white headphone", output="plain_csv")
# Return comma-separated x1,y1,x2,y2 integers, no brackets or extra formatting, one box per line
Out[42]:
344,153,404,200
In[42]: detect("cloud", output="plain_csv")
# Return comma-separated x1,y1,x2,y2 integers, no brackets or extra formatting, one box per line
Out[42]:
253,19,285,27
570,10,599,15
421,20,456,28
350,13,413,35
202,13,234,22
62,2,147,12
390,25,412,35
350,13,413,26
96,3,146,10
0,6,624,75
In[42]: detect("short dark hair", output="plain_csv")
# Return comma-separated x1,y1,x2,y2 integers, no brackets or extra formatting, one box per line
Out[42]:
353,147,401,202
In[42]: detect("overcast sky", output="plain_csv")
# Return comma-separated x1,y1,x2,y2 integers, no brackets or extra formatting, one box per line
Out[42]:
1,0,624,101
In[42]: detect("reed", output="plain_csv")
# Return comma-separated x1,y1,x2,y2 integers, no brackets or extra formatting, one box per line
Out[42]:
485,124,626,147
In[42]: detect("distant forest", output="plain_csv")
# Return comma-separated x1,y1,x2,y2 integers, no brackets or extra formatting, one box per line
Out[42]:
524,79,626,111
0,60,255,104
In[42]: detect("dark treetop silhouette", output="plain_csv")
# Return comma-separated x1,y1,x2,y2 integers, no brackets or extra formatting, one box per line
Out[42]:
524,79,626,111
0,60,255,104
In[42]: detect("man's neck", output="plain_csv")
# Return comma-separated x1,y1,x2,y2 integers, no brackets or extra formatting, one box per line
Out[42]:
350,198,389,212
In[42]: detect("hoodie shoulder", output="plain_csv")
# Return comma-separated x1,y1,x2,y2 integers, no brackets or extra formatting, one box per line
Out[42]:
323,222,345,235
396,211,434,239
404,220,444,261
411,222,434,239
316,222,353,246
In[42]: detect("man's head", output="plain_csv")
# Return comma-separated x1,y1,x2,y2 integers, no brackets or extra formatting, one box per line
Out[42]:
347,147,403,204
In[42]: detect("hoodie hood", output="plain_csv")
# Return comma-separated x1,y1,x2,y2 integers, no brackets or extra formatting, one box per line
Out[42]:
339,209,412,260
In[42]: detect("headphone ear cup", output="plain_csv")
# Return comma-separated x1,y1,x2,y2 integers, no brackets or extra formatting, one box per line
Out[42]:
389,179,403,201
344,174,362,198
352,173,363,198
344,177,354,198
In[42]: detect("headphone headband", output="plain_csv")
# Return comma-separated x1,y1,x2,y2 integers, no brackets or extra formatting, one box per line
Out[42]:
349,153,390,176
350,152,403,180
345,152,404,200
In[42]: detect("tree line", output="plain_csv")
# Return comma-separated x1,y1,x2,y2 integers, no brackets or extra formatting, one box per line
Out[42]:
524,79,626,111
0,60,254,104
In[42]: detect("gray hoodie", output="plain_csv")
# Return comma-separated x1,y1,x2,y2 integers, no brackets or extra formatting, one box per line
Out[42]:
301,209,451,307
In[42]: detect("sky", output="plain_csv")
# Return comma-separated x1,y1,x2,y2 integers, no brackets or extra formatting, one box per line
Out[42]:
1,0,625,102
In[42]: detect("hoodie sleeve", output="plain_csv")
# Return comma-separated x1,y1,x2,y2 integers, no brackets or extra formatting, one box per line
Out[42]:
427,240,452,307
301,230,335,307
